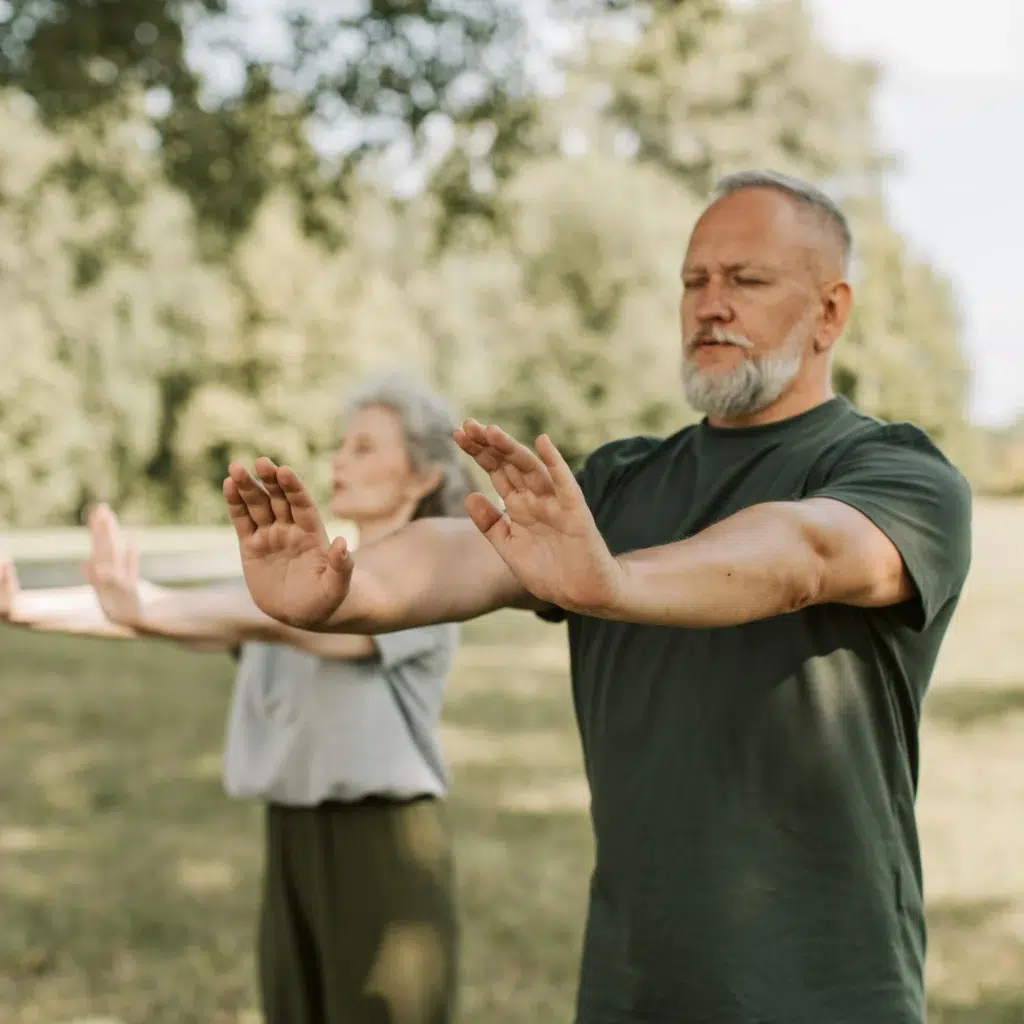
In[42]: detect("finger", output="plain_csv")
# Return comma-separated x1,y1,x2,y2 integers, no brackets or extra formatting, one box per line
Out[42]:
223,476,257,541
229,461,274,528
457,434,503,473
320,536,355,605
465,492,510,545
459,421,551,497
498,460,528,494
457,421,511,473
124,536,140,582
88,504,120,566
453,429,484,458
483,424,550,481
325,536,354,580
276,465,330,541
460,419,489,446
535,434,581,507
255,458,294,524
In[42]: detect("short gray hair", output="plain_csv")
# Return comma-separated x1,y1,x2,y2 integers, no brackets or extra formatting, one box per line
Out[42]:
712,169,853,272
340,372,471,520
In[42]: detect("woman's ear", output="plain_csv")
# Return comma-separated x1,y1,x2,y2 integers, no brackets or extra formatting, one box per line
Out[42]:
413,465,445,502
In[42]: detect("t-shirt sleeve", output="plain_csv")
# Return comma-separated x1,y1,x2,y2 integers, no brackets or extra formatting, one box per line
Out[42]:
807,423,973,632
373,624,455,670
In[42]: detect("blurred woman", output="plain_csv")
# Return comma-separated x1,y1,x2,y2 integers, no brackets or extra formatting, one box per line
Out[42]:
0,374,468,1024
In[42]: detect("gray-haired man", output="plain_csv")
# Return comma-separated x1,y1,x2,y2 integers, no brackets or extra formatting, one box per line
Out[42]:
223,171,971,1023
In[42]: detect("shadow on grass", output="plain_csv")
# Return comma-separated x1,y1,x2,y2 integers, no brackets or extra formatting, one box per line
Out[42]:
924,683,1024,728
926,896,1024,1024
928,896,1011,932
928,995,1024,1024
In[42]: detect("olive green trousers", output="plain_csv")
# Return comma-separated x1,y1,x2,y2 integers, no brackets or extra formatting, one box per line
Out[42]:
258,797,458,1024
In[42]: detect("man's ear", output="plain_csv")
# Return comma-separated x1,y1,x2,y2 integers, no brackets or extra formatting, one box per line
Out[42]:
814,280,853,353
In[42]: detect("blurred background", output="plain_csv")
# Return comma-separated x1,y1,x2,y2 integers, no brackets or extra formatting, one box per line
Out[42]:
0,1,1021,1022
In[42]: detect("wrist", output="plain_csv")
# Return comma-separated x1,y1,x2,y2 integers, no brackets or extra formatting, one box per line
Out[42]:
103,584,156,632
564,555,635,621
8,594,32,626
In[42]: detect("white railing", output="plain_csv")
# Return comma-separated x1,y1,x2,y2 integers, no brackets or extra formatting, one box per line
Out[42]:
0,523,357,589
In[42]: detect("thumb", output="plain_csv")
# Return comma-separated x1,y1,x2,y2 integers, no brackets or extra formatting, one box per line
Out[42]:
324,536,355,596
465,493,510,546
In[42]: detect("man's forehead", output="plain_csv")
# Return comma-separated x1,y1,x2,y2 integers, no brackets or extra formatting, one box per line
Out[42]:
684,187,840,275
682,248,785,271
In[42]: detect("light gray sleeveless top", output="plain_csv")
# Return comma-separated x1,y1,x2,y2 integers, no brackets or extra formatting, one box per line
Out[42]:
222,623,459,806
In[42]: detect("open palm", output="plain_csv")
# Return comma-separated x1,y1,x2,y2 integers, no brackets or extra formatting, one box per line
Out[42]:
81,504,145,627
454,420,623,615
223,457,354,628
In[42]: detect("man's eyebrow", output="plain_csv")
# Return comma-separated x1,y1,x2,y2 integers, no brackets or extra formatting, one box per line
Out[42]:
726,261,775,274
681,260,776,278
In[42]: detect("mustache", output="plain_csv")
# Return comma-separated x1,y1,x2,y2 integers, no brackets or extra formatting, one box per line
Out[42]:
685,327,755,353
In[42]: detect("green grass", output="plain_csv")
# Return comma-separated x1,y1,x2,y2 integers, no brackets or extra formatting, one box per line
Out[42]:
0,617,593,1024
2,499,1023,1023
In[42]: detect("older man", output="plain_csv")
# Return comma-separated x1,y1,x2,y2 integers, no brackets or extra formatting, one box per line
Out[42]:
224,171,971,1023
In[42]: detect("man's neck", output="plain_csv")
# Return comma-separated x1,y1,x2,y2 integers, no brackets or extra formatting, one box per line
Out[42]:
706,382,835,430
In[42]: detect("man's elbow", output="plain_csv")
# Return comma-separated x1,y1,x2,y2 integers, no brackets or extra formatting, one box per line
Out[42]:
789,502,910,610
784,511,834,612
782,555,828,614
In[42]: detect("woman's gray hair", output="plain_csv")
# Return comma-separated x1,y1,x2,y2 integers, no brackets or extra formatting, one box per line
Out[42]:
339,372,472,520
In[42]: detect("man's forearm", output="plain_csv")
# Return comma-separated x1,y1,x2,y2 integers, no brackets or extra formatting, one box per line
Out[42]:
321,518,536,633
603,502,824,628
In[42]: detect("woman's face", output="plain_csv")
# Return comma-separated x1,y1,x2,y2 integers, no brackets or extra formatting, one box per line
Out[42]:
328,405,438,530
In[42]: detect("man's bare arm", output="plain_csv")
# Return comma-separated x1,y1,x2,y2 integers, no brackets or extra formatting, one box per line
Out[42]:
319,517,541,634
224,457,546,632
598,498,911,628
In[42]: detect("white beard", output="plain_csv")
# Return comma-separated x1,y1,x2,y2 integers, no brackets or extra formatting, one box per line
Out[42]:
681,317,811,419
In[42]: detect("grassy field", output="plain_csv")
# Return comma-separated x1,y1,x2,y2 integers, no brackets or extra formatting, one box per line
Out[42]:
1,500,1023,1023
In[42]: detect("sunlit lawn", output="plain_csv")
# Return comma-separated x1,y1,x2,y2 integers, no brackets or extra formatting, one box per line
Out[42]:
1,500,1022,1023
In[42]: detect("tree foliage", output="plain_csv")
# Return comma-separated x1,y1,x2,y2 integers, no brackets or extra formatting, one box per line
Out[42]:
0,0,985,526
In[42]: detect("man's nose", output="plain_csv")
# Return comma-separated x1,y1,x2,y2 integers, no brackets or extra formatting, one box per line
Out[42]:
695,280,733,323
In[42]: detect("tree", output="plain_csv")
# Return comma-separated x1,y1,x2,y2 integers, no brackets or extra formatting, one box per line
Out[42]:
0,0,564,240
406,0,956,457
839,196,974,458
166,185,441,521
417,153,700,464
0,92,234,525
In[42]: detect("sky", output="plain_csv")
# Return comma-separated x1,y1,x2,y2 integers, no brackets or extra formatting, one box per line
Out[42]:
807,0,1024,427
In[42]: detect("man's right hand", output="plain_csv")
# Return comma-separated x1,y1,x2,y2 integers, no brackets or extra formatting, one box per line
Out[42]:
223,457,355,629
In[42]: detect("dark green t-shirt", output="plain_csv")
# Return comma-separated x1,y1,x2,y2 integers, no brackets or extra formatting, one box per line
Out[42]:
545,397,972,1024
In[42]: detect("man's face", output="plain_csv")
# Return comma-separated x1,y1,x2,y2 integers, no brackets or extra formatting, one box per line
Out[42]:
679,188,826,418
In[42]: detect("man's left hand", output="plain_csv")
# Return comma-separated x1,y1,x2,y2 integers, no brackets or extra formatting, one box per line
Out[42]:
454,420,623,615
